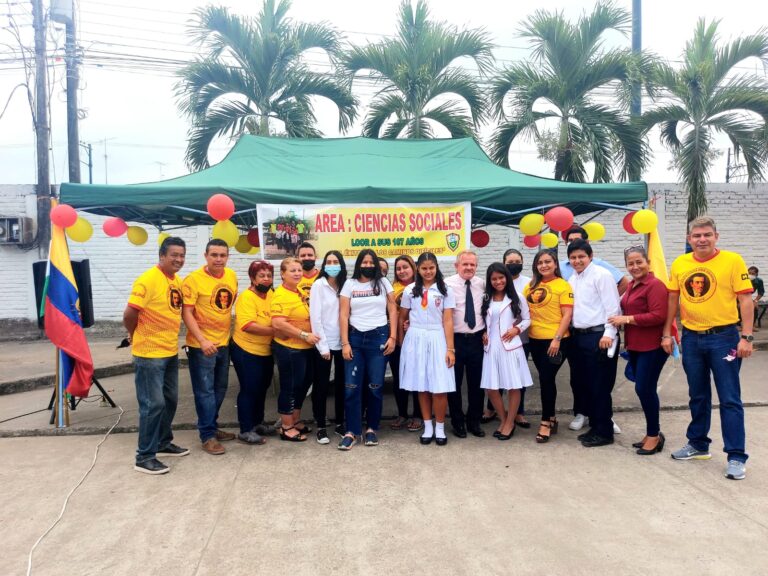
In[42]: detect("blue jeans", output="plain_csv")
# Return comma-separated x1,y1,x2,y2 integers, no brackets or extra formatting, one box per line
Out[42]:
230,342,274,434
344,325,388,436
627,348,668,436
272,342,311,415
681,326,747,462
133,355,179,464
187,346,230,443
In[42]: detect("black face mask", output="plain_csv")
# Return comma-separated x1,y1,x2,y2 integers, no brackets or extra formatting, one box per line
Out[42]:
254,284,271,294
301,260,316,272
360,266,377,279
506,263,523,276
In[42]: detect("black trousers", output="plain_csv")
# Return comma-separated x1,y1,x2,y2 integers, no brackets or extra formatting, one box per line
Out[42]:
448,331,485,429
570,331,619,438
529,337,570,420
311,348,345,429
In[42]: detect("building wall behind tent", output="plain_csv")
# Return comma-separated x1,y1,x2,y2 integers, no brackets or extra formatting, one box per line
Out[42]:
1,183,766,329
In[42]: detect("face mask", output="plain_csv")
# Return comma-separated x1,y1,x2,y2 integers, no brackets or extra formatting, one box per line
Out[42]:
360,266,376,279
301,260,316,272
325,264,341,278
254,284,271,294
506,263,523,276
749,275,756,281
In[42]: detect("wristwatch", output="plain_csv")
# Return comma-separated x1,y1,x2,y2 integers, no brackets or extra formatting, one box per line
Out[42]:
741,334,754,343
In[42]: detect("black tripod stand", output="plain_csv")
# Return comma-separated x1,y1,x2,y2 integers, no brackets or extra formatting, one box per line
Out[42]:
48,376,117,424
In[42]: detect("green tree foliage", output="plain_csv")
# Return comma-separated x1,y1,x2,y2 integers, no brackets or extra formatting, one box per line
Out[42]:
342,0,494,139
642,19,768,222
176,0,356,170
489,1,650,183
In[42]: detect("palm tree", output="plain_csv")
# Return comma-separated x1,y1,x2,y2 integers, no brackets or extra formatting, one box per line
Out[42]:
342,0,494,139
488,1,649,183
177,0,357,170
642,20,768,222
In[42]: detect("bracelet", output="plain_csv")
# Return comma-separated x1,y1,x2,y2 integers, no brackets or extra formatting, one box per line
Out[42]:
299,331,308,341
387,336,395,341
553,335,562,341
342,343,350,347
447,348,455,352
661,335,672,341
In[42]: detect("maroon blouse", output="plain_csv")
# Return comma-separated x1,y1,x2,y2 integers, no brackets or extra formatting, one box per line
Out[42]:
620,272,669,352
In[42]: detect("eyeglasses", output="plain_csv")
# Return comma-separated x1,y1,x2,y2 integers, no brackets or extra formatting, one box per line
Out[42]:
623,244,645,255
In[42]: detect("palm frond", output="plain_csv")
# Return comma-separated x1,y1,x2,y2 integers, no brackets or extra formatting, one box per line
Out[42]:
275,71,357,131
421,101,474,138
184,100,256,170
362,93,409,138
427,68,486,125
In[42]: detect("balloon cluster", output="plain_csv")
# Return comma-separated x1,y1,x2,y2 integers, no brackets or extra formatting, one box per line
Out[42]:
207,193,260,252
519,206,578,249
622,209,658,234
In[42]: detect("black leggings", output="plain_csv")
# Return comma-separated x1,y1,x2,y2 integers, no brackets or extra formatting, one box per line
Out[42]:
529,337,570,421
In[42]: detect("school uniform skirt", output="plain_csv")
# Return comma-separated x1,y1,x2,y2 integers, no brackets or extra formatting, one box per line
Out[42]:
399,325,455,394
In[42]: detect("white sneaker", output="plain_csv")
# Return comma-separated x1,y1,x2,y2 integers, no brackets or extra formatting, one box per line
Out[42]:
569,414,587,431
612,420,622,434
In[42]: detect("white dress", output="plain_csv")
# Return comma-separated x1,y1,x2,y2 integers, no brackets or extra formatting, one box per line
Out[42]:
399,284,456,394
481,297,533,391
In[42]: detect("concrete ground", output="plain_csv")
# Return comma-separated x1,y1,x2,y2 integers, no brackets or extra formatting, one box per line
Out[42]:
2,337,768,575
2,408,767,576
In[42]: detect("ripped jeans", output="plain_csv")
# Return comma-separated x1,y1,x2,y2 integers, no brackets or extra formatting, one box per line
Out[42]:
344,325,389,436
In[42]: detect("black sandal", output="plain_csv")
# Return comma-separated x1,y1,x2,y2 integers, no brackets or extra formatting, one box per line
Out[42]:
294,421,313,434
536,420,557,443
279,426,307,442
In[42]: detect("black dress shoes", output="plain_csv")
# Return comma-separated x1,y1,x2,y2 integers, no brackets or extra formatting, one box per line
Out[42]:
420,435,434,445
468,425,486,438
435,436,448,446
636,432,665,455
577,429,596,441
452,425,467,439
580,434,614,447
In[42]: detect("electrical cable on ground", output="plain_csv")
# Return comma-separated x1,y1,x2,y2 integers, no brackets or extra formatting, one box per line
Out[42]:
25,403,124,576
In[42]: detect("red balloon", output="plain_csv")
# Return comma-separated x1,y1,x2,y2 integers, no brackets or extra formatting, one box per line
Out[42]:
246,228,260,247
623,211,638,234
471,229,490,248
544,206,574,232
561,229,569,241
50,204,77,228
207,194,235,221
103,216,128,237
523,235,540,248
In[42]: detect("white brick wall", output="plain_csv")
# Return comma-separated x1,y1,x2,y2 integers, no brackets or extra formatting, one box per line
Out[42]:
2,183,767,321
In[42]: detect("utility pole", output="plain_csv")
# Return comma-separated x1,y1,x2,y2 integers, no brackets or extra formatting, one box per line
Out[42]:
33,0,51,256
726,148,731,183
629,0,642,182
79,141,93,184
53,0,81,183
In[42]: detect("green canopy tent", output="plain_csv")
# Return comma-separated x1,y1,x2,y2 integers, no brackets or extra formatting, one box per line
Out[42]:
59,136,646,229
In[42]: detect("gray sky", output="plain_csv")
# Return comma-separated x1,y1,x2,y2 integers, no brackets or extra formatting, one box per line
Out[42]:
1,0,766,187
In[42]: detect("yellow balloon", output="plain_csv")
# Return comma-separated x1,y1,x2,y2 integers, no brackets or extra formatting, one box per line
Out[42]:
582,222,606,242
541,232,559,248
235,234,251,254
632,209,658,234
212,220,239,247
248,246,260,255
65,217,93,242
127,226,148,246
519,213,545,236
157,232,170,246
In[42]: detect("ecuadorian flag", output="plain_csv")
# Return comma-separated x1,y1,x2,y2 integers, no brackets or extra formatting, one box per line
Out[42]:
41,215,94,397
648,228,680,358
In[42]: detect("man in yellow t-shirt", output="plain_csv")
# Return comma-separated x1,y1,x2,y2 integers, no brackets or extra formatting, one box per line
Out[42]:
663,216,754,480
123,236,189,475
182,239,238,455
295,241,324,428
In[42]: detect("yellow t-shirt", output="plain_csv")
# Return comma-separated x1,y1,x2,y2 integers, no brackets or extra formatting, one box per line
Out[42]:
127,266,183,358
297,270,319,305
232,288,273,356
669,249,752,331
182,267,238,347
270,284,312,349
393,280,408,307
523,277,574,340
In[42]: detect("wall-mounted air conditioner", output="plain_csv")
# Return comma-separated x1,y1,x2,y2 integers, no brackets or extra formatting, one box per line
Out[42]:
0,217,34,244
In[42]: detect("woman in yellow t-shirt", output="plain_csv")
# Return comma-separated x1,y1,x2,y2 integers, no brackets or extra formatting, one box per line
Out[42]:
390,255,422,432
523,249,574,444
270,257,320,442
231,260,275,445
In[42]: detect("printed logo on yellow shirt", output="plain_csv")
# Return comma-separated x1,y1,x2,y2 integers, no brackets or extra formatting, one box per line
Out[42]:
211,286,234,312
169,288,183,311
526,285,552,306
680,268,716,303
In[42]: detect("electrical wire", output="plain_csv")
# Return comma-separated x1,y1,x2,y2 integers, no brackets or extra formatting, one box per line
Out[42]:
26,403,124,576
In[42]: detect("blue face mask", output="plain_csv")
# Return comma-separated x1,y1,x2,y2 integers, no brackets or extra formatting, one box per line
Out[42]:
325,264,341,278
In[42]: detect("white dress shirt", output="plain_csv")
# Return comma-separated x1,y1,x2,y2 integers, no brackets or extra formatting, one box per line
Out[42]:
568,262,621,340
309,277,341,355
445,273,486,333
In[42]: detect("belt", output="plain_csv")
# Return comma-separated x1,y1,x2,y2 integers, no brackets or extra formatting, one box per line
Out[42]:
684,323,737,336
572,324,605,334
456,331,484,338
